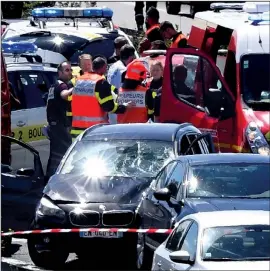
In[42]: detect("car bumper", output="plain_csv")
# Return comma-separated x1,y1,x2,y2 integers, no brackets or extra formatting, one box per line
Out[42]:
30,213,138,253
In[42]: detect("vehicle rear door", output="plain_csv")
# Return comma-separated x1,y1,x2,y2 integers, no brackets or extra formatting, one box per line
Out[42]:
148,161,187,249
161,48,236,153
2,136,45,232
10,69,52,171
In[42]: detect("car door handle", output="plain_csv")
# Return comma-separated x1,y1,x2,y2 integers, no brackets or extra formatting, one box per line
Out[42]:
17,121,26,127
157,261,162,267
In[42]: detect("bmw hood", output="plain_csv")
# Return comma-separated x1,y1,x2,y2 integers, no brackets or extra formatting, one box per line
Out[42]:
185,198,270,212
44,174,152,204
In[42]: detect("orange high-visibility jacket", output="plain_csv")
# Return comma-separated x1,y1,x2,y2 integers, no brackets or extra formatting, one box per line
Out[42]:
170,33,187,48
71,72,108,137
117,85,148,123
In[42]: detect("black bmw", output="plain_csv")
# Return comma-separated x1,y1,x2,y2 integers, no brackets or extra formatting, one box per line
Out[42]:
27,123,214,269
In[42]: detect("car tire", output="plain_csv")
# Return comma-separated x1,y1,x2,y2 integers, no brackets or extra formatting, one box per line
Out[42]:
166,2,181,15
136,227,152,270
28,237,69,269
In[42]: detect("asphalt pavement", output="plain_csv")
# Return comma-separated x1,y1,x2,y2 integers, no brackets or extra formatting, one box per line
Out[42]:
2,2,194,270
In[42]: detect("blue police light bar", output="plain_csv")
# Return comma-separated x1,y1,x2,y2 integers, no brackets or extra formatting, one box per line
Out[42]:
210,3,244,11
2,41,38,55
32,7,113,19
249,11,270,25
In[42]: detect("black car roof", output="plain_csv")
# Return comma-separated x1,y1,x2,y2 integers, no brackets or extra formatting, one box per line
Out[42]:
176,153,270,165
82,123,197,141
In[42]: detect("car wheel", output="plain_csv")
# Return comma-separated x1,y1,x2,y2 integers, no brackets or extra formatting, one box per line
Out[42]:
28,237,69,269
166,2,181,15
136,228,153,270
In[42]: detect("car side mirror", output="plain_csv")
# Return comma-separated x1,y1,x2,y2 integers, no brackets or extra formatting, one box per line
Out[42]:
204,88,223,118
16,168,35,177
169,250,193,264
154,187,171,201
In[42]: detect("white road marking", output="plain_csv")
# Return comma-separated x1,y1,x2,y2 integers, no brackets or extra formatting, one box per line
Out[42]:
1,258,42,271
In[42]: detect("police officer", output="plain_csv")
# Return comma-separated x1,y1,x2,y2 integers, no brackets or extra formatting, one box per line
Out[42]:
46,61,73,179
159,21,188,48
117,60,149,123
71,57,134,138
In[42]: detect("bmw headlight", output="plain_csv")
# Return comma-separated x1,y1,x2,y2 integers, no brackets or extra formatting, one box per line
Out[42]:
36,197,65,219
245,122,270,156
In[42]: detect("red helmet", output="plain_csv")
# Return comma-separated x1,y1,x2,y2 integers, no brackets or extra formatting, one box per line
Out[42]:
125,59,148,81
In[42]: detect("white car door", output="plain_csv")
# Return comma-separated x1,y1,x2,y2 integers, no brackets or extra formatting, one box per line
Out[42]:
152,220,194,271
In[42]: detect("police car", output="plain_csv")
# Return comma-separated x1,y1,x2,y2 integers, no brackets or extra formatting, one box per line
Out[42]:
2,7,139,65
2,41,64,171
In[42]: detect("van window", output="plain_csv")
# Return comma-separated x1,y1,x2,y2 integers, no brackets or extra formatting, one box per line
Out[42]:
171,54,227,113
171,54,200,107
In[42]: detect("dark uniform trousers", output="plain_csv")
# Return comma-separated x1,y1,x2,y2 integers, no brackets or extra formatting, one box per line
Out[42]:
46,122,72,179
135,1,157,27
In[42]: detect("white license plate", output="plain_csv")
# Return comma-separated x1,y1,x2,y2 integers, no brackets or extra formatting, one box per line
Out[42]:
80,231,123,238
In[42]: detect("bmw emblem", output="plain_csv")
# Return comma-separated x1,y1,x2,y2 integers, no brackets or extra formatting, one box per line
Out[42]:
99,204,106,211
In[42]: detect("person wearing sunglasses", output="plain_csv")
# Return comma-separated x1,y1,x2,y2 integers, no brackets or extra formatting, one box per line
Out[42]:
46,61,73,180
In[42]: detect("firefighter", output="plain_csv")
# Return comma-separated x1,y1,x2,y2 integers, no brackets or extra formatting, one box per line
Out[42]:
135,1,157,31
107,45,136,124
70,56,134,139
67,54,93,126
46,61,73,179
117,60,149,123
159,21,188,48
138,7,162,55
145,60,163,122
108,36,128,64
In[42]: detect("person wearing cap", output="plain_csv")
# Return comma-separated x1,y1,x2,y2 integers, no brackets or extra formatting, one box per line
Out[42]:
108,36,129,64
71,57,134,139
117,59,149,123
159,21,188,48
135,1,157,31
107,45,136,124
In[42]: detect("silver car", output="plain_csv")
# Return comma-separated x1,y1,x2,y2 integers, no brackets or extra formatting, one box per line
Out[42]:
152,210,270,271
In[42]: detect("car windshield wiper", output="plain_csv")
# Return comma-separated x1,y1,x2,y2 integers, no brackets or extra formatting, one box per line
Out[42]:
203,257,270,261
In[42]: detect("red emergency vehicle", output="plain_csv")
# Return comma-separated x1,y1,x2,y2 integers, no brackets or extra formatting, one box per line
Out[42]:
142,2,270,155
1,51,12,165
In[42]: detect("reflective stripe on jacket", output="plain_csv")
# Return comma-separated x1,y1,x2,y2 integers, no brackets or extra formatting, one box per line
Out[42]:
170,33,187,48
145,24,160,36
117,85,148,123
71,73,108,137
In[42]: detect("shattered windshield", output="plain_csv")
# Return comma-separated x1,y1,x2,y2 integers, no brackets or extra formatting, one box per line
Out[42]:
241,54,270,111
60,139,175,178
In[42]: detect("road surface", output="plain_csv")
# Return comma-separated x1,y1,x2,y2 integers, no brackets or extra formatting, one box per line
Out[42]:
2,2,194,270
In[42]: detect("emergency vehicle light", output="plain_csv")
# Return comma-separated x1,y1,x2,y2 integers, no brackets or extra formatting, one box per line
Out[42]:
2,41,38,55
210,3,244,11
249,11,270,25
32,7,113,19
243,2,270,14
